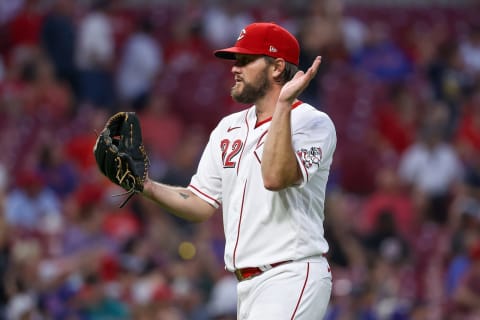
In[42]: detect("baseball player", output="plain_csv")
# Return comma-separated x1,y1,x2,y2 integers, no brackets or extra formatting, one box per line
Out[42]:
141,22,337,319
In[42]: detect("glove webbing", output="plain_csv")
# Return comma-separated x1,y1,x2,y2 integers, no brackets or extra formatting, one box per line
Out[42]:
113,156,137,208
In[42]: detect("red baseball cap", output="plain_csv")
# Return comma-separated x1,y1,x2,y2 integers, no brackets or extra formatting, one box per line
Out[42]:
214,22,300,66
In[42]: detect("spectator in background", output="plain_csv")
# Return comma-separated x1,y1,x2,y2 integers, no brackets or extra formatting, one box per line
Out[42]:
455,82,480,163
160,125,207,232
359,166,415,240
428,40,473,137
76,0,116,111
361,208,410,264
297,0,352,107
450,242,480,319
20,56,74,122
61,183,110,256
351,21,413,83
162,18,207,75
63,108,108,177
76,272,130,319
160,125,207,188
37,138,78,199
460,25,480,77
0,0,24,26
116,17,163,111
398,103,464,224
0,54,5,81
6,0,44,57
445,198,480,298
371,81,419,160
403,20,449,70
5,170,62,232
323,191,367,275
207,275,237,320
41,0,78,97
0,167,12,319
202,2,253,48
297,17,335,107
138,93,185,180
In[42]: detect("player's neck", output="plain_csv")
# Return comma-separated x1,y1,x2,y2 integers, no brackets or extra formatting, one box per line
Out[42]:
254,89,280,123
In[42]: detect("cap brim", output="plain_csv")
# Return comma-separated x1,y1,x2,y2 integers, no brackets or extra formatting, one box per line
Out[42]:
214,47,262,60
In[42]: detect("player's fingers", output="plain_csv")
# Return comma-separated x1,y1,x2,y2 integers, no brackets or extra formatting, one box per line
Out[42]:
292,70,305,80
307,56,322,77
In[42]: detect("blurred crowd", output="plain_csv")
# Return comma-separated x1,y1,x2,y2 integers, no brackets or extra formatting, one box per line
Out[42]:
1,0,480,319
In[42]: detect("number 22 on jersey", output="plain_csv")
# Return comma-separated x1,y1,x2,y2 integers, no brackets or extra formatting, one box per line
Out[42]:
221,139,243,168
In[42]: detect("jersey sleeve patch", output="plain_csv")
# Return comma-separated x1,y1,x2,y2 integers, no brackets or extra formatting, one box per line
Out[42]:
295,146,322,188
296,146,322,169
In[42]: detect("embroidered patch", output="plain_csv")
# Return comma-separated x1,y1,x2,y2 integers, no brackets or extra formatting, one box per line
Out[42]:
297,147,322,169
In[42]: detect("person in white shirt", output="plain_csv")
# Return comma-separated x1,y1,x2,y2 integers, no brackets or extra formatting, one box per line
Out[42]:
116,18,163,110
75,0,115,109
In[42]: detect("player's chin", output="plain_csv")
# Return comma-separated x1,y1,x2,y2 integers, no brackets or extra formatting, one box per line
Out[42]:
231,85,241,98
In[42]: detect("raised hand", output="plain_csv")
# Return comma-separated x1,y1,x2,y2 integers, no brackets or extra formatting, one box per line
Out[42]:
278,56,322,105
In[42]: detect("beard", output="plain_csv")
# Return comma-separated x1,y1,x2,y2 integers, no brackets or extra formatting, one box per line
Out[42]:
231,66,271,104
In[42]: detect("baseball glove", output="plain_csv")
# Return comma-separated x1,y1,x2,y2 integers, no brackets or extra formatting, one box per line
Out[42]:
93,112,149,207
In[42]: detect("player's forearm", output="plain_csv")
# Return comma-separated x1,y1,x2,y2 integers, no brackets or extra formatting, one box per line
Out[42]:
261,101,301,190
142,178,216,222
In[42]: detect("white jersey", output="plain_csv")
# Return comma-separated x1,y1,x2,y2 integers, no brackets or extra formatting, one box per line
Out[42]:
188,101,337,271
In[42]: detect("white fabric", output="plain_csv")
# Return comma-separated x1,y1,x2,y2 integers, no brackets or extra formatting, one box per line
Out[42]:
237,260,332,320
188,102,336,271
202,6,254,47
116,33,163,100
460,41,480,74
398,142,463,195
76,12,114,69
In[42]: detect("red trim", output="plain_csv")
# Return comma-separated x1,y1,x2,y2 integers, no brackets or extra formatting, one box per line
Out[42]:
256,130,268,149
232,180,248,268
291,100,303,109
255,117,272,129
234,260,292,281
253,129,268,164
188,184,221,207
253,151,261,164
254,100,303,128
291,262,310,319
236,110,250,175
301,161,309,183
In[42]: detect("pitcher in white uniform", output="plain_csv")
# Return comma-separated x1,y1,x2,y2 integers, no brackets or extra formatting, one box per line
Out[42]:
141,22,337,319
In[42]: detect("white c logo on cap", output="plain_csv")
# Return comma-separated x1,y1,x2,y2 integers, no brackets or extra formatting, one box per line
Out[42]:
237,29,246,40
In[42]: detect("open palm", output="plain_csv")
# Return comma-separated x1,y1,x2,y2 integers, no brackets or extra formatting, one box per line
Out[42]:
278,56,322,104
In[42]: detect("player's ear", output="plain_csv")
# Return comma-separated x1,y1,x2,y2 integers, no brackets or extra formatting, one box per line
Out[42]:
271,58,286,81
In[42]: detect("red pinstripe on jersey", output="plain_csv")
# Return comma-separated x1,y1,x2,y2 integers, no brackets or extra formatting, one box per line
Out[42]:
299,160,310,183
253,130,268,164
290,262,310,319
187,184,221,207
232,180,248,268
235,110,250,175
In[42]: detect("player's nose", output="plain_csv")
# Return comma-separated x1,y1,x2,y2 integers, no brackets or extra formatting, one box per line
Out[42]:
231,64,241,74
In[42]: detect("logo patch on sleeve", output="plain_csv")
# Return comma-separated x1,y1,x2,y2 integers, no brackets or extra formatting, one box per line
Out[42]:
297,147,322,169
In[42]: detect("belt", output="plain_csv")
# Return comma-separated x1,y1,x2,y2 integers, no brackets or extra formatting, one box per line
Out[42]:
233,260,292,281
